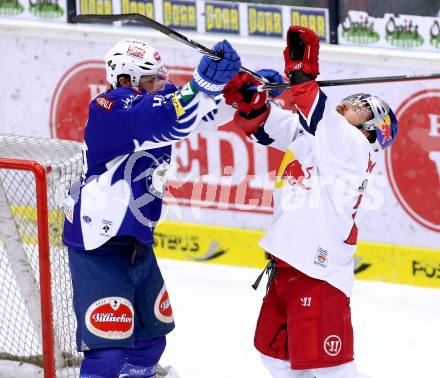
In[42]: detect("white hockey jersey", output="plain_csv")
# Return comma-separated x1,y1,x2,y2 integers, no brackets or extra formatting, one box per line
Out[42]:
254,82,376,297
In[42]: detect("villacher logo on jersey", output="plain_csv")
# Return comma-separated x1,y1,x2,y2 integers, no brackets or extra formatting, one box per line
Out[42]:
154,285,174,324
91,313,132,323
85,297,134,340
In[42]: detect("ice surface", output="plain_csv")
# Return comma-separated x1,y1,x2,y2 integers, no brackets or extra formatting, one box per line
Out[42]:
1,259,439,378
160,260,440,378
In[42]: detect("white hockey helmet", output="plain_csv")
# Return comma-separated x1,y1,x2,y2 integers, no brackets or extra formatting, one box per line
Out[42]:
341,93,398,151
104,39,164,87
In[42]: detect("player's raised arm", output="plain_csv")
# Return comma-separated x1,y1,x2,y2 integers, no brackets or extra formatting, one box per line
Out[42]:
284,26,325,136
93,39,241,150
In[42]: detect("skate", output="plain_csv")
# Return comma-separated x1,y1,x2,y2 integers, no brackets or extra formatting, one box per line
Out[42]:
156,364,180,378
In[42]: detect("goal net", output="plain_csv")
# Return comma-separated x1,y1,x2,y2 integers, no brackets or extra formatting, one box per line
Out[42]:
0,134,83,377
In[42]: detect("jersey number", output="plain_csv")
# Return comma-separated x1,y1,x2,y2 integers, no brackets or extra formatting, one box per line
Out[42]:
153,96,164,107
107,60,116,71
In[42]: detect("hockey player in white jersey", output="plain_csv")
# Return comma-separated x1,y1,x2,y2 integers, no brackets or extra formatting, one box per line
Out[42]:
62,39,241,378
222,27,398,378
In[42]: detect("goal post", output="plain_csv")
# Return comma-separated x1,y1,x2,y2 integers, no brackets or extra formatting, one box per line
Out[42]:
0,134,83,377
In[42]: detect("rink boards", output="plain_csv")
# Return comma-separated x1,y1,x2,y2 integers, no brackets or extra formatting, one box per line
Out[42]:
5,204,439,289
1,20,439,290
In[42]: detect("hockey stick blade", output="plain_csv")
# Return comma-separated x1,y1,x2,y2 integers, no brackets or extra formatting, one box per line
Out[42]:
72,13,266,82
256,72,440,91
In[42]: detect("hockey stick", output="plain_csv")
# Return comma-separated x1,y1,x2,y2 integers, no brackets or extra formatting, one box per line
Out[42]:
71,13,267,82
72,13,440,92
257,72,440,91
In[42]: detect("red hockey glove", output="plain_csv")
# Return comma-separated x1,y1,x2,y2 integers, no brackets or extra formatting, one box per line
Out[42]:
223,72,270,135
233,105,270,136
283,26,320,81
222,72,267,113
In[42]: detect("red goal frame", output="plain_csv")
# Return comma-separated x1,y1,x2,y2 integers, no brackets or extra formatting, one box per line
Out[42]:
0,158,55,378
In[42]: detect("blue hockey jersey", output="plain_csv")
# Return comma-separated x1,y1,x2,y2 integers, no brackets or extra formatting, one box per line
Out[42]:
62,82,219,250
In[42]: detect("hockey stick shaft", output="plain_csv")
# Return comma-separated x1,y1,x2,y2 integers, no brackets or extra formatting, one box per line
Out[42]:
71,13,266,82
72,14,440,91
257,73,440,91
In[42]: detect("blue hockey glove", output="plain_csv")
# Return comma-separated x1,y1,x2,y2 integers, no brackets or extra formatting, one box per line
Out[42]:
256,69,285,98
192,40,241,96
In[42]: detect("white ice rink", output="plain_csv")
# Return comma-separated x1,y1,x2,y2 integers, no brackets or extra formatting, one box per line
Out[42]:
1,259,439,378
160,260,440,378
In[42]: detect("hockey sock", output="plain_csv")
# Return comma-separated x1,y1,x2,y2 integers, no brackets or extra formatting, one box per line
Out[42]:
79,336,166,378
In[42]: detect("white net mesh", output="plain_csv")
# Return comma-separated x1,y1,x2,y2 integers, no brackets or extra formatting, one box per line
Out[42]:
0,134,83,377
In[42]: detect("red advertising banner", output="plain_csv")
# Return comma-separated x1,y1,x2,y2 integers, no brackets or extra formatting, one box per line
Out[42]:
385,89,440,232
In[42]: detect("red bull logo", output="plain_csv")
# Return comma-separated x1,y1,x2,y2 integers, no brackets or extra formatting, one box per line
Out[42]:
378,115,392,142
281,159,313,190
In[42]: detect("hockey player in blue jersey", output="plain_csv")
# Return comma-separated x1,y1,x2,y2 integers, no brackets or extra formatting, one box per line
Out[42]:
62,38,241,378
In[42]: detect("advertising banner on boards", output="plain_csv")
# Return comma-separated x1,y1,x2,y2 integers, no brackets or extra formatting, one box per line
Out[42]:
0,0,67,21
1,31,439,252
74,0,330,42
247,4,283,38
204,1,239,35
339,11,440,53
162,0,197,31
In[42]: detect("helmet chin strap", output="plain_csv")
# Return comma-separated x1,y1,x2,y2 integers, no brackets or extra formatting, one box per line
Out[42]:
357,124,380,150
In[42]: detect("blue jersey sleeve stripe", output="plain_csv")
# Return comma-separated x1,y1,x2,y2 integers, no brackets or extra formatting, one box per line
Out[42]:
167,128,191,138
182,96,200,109
176,115,198,130
169,131,190,139
177,108,198,124
182,102,199,115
